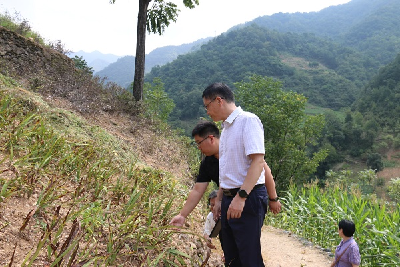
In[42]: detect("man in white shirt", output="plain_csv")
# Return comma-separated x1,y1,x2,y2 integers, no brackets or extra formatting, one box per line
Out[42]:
202,82,269,267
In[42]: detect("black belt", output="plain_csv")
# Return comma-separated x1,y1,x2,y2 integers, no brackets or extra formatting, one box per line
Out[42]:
222,184,264,197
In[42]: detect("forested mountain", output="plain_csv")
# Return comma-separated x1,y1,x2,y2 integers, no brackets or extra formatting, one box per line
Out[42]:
96,37,212,87
355,53,400,131
143,0,400,133
145,25,373,125
248,0,400,66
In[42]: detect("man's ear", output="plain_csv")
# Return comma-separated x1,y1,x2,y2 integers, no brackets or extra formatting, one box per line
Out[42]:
209,135,215,143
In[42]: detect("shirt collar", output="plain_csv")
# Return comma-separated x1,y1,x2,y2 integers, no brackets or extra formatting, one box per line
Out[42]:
223,106,242,127
340,237,354,247
343,237,354,244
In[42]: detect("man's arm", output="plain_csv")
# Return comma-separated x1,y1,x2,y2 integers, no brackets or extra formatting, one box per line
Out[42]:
264,162,281,214
212,187,223,220
170,182,208,226
227,153,264,219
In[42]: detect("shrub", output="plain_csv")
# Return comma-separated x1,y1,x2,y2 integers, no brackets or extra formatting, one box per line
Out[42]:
387,177,400,203
366,153,384,172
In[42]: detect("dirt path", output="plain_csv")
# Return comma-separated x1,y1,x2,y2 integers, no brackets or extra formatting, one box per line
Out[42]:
261,226,333,267
207,225,333,266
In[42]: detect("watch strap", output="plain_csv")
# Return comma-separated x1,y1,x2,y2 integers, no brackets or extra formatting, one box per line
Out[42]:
238,189,249,198
269,197,279,202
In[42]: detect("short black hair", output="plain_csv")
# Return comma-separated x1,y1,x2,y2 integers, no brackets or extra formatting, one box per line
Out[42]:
208,190,218,205
202,82,235,103
191,120,220,138
339,219,356,237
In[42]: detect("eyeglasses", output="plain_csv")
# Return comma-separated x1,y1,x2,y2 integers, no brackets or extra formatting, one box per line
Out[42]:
204,97,217,111
193,135,212,147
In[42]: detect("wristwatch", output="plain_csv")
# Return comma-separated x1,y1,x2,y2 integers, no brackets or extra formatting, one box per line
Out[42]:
238,189,249,198
269,197,279,202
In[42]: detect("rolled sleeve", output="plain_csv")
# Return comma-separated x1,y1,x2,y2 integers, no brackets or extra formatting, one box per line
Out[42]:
243,116,265,156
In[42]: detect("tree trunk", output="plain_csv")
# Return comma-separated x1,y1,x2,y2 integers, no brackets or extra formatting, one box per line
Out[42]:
133,0,150,101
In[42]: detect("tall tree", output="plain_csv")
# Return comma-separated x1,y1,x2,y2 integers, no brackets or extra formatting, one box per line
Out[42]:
235,75,328,192
110,0,199,101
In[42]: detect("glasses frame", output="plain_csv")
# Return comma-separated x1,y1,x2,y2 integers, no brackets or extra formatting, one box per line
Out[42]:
204,97,217,111
194,135,213,147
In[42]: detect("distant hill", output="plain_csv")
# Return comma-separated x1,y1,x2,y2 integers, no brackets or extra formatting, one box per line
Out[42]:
143,0,400,132
247,0,400,66
95,55,135,88
145,37,213,72
145,24,373,124
69,50,122,72
95,37,212,88
98,0,400,92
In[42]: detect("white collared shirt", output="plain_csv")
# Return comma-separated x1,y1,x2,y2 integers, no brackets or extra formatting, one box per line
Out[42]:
219,106,265,189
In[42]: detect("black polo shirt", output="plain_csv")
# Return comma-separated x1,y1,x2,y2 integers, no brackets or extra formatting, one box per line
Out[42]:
196,156,219,187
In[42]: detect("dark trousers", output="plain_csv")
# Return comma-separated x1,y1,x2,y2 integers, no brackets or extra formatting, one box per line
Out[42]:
221,186,268,267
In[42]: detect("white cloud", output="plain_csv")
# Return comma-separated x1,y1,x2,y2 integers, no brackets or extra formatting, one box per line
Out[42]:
0,0,351,56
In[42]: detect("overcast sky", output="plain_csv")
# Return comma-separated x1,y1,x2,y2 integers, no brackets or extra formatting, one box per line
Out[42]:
1,0,351,56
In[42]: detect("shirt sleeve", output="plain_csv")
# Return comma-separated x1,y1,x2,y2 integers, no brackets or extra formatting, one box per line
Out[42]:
243,116,265,156
349,245,361,265
196,158,211,183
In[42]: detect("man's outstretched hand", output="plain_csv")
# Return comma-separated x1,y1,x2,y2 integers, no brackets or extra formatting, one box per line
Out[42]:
170,214,185,227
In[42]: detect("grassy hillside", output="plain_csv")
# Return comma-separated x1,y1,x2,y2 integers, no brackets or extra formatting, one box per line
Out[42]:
0,25,217,265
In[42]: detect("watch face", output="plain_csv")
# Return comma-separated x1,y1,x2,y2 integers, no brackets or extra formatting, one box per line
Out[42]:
238,189,248,198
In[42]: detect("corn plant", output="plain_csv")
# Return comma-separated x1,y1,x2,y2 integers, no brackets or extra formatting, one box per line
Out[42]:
266,182,400,266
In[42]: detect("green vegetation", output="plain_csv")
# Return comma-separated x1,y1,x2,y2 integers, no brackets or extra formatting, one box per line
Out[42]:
141,77,175,122
71,56,94,76
251,0,400,66
2,2,400,265
355,53,400,132
109,0,200,101
0,11,70,55
266,181,400,266
0,89,203,265
314,110,382,181
304,103,336,116
140,0,400,186
0,11,45,45
388,178,400,203
234,75,328,192
325,169,382,195
146,24,372,129
0,73,19,88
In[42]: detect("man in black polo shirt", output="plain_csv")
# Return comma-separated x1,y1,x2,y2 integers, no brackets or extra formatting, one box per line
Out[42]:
170,121,220,226
170,121,280,228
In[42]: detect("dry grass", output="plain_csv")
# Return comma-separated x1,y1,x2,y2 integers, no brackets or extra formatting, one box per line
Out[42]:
0,83,212,266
